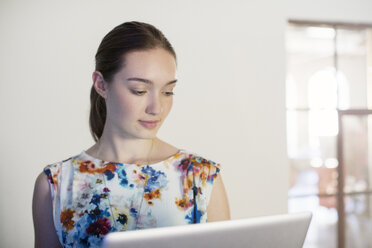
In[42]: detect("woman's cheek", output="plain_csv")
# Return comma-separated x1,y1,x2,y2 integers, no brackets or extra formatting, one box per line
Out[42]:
119,95,144,119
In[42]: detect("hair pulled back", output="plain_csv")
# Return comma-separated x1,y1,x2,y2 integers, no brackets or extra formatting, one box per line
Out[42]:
89,21,177,142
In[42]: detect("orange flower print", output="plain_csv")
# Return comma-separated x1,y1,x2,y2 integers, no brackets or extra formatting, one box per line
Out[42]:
144,188,161,202
79,160,116,175
60,208,75,231
175,196,193,210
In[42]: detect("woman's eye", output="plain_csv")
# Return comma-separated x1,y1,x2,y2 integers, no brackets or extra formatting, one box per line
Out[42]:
164,91,175,96
131,90,174,96
132,90,146,95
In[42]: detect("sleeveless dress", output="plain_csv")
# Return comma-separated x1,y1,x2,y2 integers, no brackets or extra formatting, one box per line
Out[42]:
43,149,222,248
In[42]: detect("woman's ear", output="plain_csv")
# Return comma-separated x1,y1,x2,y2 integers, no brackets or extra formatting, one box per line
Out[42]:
92,71,108,99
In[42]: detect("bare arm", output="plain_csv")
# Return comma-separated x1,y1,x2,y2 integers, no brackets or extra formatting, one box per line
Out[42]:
32,172,62,248
207,172,231,222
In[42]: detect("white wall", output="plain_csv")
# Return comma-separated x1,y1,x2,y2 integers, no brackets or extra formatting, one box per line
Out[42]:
0,0,371,247
286,0,372,24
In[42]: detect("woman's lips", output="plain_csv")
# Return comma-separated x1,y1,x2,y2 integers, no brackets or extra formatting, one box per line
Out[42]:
138,120,159,129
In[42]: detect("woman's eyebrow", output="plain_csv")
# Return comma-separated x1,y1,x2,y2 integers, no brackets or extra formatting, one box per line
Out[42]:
126,77,177,85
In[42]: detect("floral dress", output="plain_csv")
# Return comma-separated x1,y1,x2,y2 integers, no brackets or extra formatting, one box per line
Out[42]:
43,149,222,248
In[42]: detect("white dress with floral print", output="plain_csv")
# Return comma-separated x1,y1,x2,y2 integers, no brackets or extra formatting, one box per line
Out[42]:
44,149,221,248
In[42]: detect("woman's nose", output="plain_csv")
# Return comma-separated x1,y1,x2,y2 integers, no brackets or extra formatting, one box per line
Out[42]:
145,93,163,115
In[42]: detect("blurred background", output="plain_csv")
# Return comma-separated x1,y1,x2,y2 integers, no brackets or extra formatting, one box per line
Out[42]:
287,21,372,247
0,0,371,247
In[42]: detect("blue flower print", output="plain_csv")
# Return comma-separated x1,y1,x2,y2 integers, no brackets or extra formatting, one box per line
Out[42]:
117,167,130,187
141,166,168,193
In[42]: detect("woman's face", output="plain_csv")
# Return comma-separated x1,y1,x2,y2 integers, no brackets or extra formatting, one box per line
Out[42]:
104,48,177,140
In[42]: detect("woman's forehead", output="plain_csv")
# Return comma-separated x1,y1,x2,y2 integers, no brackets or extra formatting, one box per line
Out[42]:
115,49,177,84
123,48,176,68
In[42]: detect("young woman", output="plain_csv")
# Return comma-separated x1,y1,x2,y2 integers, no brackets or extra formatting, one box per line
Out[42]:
32,21,230,248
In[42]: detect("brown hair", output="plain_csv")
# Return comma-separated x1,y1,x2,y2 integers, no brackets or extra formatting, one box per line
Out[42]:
89,21,177,142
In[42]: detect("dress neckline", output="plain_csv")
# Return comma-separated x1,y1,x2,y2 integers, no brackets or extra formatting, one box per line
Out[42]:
80,149,184,167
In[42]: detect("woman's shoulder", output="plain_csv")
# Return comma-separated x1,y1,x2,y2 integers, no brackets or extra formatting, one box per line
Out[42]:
177,149,222,187
178,149,222,179
43,152,84,177
181,149,220,165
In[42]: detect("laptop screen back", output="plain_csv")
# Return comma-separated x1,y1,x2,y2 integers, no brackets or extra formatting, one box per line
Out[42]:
102,211,312,248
